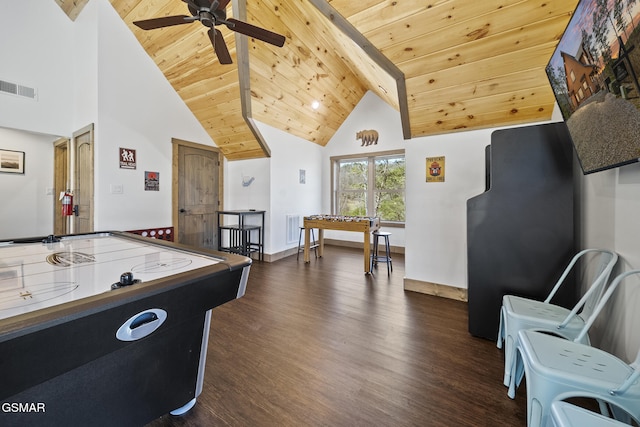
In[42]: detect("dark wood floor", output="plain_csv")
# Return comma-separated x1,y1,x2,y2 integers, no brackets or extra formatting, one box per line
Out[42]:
147,246,527,427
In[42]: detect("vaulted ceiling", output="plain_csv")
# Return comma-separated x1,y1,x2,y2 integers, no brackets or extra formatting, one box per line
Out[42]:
57,0,578,160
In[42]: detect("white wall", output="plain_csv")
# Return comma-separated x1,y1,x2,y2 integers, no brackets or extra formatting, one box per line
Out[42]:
71,0,99,132
404,130,489,288
0,128,56,239
0,1,74,136
579,165,640,363
224,121,323,255
263,122,323,254
224,156,271,250
0,0,217,236
324,91,543,289
323,91,407,246
93,0,215,231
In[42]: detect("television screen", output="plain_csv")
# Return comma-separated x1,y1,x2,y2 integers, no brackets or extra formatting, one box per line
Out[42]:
546,0,640,174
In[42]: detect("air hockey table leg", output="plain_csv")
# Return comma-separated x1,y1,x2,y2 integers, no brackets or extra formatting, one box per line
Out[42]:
169,308,212,416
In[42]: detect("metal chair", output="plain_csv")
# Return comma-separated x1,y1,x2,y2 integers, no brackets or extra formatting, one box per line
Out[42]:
370,231,392,274
510,270,640,427
550,401,632,427
498,249,618,388
297,226,318,260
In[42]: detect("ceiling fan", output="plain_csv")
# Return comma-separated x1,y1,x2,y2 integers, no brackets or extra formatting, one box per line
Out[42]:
132,0,286,64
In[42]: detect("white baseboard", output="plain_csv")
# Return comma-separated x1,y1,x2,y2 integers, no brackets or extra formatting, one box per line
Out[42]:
252,239,405,263
323,238,405,254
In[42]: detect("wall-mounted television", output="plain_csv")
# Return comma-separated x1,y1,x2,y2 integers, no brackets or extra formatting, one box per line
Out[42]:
546,0,640,174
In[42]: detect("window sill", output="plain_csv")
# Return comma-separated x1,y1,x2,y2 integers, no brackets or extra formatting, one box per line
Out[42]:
380,221,405,228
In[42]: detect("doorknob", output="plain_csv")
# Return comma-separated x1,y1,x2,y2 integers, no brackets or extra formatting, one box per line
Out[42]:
179,208,186,213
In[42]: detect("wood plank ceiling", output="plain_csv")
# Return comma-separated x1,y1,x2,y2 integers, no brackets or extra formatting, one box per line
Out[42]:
62,1,579,160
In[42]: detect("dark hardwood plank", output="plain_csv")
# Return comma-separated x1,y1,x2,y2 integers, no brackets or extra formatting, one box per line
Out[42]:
147,246,527,426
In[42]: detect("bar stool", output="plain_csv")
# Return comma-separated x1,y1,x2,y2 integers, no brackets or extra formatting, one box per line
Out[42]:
297,227,318,260
371,231,392,274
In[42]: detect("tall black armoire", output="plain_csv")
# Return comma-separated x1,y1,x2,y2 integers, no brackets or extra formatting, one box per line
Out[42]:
467,122,576,340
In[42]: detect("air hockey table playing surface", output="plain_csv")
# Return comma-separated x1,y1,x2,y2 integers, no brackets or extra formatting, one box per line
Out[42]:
0,231,251,427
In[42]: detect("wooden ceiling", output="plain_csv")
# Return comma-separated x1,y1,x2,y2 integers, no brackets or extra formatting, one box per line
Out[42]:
62,1,579,160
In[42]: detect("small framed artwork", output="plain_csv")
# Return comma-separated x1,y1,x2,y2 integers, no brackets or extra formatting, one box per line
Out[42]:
119,147,137,170
145,171,159,191
426,156,445,182
0,150,25,174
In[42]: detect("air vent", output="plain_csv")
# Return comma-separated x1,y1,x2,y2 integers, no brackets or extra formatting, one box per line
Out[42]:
0,79,37,100
286,214,301,244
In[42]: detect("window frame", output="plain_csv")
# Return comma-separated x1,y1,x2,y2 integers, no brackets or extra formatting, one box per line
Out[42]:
330,149,405,228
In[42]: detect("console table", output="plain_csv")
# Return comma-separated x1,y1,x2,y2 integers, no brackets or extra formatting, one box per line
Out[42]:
303,215,380,274
217,210,265,261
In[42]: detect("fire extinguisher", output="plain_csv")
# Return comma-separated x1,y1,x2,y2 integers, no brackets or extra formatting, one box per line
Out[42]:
61,191,74,216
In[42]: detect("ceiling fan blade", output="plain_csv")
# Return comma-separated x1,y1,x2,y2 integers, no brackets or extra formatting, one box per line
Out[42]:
133,15,192,30
225,18,285,47
208,28,233,64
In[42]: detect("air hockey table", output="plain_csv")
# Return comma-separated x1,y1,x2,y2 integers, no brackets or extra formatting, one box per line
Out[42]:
0,231,251,427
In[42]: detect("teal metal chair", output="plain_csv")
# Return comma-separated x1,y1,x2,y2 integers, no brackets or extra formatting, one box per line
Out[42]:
550,401,632,427
510,270,640,427
498,249,618,388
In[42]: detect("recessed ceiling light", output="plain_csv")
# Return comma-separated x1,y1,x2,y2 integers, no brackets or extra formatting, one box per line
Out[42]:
311,100,320,110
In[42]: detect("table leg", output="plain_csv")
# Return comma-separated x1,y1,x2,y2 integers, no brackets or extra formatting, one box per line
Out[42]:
317,229,324,257
304,228,310,263
363,231,371,274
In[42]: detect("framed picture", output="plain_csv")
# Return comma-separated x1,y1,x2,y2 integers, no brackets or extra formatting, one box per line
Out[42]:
0,150,25,174
119,147,136,169
426,156,445,182
145,171,159,191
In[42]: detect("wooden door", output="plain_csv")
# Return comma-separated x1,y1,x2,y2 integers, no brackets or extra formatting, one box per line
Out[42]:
73,124,94,234
53,138,70,235
173,139,222,249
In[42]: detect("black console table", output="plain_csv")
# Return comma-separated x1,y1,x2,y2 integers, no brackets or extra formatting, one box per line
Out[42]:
217,210,265,261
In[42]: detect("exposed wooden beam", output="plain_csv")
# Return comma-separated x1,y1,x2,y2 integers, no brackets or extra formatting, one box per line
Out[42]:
54,0,89,21
308,0,411,140
233,0,271,158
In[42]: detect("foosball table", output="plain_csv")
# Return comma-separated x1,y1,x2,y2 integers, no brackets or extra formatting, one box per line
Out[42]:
302,215,380,274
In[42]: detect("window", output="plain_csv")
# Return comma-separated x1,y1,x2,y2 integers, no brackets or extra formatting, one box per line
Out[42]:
332,150,405,223
570,70,576,82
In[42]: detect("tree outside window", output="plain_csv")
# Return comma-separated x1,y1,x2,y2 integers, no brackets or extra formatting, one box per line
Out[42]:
332,151,405,223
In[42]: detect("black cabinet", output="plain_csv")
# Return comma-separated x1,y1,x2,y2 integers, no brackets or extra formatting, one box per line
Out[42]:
466,122,576,340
